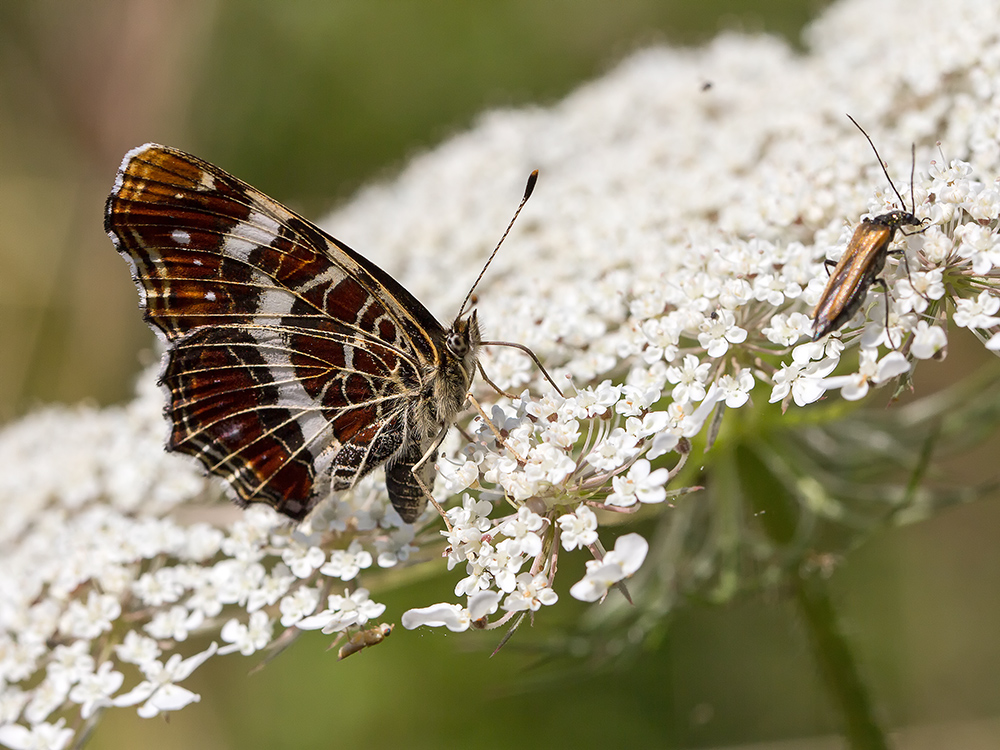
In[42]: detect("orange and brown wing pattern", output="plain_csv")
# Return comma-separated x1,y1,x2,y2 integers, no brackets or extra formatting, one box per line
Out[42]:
106,144,451,521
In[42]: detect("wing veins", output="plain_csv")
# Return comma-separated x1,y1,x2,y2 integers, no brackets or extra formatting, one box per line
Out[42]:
117,159,436,359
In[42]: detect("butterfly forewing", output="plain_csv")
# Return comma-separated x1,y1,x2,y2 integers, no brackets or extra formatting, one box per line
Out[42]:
107,144,470,522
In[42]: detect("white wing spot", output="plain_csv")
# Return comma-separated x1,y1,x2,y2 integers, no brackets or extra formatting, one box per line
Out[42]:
222,211,280,263
205,291,217,301
172,229,191,245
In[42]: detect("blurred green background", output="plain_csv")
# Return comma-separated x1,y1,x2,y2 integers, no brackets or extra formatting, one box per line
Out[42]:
3,1,1000,748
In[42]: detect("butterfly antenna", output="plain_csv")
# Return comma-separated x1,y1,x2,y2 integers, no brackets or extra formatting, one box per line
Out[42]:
847,114,909,210
455,170,538,323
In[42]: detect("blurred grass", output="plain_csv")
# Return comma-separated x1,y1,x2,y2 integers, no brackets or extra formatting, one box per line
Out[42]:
3,1,1000,749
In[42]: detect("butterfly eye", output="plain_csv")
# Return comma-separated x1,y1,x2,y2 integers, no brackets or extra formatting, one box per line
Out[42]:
447,326,469,357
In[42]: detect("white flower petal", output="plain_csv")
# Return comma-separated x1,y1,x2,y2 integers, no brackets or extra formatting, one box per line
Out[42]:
400,603,470,632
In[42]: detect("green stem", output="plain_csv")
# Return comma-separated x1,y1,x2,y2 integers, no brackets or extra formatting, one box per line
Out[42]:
734,444,889,749
792,573,889,750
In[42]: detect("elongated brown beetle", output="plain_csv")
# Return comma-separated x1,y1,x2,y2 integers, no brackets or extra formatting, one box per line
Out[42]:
811,116,927,342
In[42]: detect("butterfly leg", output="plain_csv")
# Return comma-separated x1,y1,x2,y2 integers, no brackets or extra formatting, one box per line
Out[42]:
477,364,519,399
411,431,456,530
467,393,527,465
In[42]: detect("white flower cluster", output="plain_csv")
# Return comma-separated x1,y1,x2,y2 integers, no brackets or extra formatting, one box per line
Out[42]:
396,379,691,632
4,0,1000,743
0,396,405,744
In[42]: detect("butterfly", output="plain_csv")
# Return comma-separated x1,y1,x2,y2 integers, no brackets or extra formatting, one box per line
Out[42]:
811,116,927,342
106,143,537,523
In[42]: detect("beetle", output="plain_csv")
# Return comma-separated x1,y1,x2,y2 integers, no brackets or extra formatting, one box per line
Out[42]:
811,115,927,342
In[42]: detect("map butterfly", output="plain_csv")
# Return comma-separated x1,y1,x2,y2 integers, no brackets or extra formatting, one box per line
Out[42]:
106,143,536,523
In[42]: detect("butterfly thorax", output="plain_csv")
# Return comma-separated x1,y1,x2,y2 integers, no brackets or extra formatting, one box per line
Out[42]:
383,311,480,523
423,311,481,431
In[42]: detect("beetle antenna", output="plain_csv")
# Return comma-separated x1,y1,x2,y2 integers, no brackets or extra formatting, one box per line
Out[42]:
846,114,909,210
